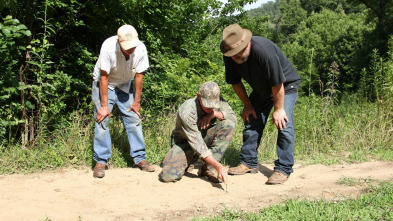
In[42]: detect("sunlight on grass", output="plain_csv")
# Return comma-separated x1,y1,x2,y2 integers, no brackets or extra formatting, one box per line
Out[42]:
194,180,393,221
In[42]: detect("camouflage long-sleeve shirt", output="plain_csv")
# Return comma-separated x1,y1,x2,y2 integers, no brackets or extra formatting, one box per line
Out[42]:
171,96,237,158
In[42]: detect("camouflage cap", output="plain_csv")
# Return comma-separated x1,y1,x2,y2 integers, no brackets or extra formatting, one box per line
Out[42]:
198,81,221,109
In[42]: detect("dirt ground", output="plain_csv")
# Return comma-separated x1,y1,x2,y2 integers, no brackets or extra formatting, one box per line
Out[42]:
1,161,392,221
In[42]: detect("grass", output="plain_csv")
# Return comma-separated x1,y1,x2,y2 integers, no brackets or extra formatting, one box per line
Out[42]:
337,176,377,186
0,94,392,174
194,179,393,221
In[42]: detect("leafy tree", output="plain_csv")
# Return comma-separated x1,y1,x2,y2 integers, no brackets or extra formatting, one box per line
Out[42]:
277,0,307,37
347,0,393,55
0,16,31,146
282,7,372,94
247,0,281,22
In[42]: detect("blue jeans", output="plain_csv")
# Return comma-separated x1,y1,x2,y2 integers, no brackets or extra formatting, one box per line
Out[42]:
240,92,298,176
92,81,146,165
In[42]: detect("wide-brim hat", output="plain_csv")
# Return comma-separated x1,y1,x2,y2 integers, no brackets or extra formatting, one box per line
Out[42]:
199,81,221,109
117,24,140,50
220,24,252,57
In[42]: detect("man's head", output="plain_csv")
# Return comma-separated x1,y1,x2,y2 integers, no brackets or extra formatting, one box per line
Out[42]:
220,24,252,64
117,25,140,52
197,81,221,112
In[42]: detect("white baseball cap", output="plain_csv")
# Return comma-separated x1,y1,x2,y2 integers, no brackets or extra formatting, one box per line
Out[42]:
117,24,140,50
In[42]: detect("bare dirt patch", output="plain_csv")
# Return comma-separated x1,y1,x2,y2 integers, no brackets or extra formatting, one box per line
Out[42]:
1,161,392,221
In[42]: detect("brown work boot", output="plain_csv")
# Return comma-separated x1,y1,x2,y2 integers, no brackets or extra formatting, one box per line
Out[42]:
93,162,106,178
136,160,155,172
199,164,222,183
228,163,258,175
265,171,288,185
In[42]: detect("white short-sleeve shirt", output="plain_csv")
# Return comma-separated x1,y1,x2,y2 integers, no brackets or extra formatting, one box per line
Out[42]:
93,36,149,93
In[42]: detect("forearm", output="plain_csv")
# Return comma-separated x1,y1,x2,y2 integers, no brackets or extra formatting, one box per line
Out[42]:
99,71,109,107
203,155,224,171
232,82,251,106
133,73,143,103
272,83,285,110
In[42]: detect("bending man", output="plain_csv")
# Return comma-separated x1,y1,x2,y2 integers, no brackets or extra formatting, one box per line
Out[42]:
160,81,237,183
92,24,154,178
220,24,301,184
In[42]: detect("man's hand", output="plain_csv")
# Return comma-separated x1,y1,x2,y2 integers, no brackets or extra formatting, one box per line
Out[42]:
217,165,228,184
241,104,257,124
198,111,215,130
272,108,288,130
203,156,228,184
96,106,111,123
128,101,141,118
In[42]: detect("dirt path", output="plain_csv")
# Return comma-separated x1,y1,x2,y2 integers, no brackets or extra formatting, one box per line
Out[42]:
1,161,392,221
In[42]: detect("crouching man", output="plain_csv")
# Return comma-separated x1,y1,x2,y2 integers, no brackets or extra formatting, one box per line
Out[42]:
159,81,237,183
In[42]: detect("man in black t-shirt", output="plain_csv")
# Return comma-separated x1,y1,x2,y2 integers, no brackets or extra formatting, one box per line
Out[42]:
221,24,301,185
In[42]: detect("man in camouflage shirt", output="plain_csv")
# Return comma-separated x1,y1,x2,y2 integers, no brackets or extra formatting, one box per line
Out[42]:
159,81,237,183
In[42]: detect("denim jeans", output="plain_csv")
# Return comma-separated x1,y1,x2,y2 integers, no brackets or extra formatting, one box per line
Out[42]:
92,81,146,165
240,92,298,176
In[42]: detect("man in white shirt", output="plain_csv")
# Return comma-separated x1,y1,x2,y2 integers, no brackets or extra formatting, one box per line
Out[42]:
92,24,154,178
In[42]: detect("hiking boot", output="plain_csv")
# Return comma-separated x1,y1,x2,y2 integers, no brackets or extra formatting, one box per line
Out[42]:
93,162,106,178
199,164,222,183
228,163,258,175
185,163,194,173
136,160,155,172
265,171,288,185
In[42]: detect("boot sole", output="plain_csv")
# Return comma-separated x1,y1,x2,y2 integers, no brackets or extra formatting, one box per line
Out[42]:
93,173,105,178
228,168,258,175
265,179,287,185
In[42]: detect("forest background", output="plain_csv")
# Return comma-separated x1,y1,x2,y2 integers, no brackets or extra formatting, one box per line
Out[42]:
0,0,392,174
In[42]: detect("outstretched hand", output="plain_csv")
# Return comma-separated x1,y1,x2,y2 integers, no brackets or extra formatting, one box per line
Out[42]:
217,165,228,184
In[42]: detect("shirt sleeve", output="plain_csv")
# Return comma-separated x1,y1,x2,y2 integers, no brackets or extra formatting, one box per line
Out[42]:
266,55,286,87
224,56,242,85
134,44,150,74
98,41,112,74
178,107,212,158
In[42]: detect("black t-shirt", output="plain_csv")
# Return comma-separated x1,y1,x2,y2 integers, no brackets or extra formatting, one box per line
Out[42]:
224,36,301,100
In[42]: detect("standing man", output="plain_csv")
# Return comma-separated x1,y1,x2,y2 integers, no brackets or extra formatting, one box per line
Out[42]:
92,24,155,178
220,24,301,184
159,81,237,183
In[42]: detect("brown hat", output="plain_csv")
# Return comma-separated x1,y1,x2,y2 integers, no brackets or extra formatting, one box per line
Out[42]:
220,24,252,57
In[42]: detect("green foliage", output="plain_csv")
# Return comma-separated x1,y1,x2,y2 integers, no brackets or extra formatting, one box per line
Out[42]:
359,36,393,105
247,0,281,22
0,15,31,146
143,52,203,121
282,7,373,93
0,112,92,174
278,0,307,36
299,0,364,15
347,0,393,54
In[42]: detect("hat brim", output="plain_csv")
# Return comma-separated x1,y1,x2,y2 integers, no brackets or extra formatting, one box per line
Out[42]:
201,98,220,109
220,29,252,57
120,39,140,50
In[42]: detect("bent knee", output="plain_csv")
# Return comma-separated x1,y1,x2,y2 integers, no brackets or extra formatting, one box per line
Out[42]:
159,170,182,183
221,118,237,130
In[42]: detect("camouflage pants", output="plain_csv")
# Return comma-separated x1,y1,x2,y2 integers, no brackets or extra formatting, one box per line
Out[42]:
159,118,236,182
